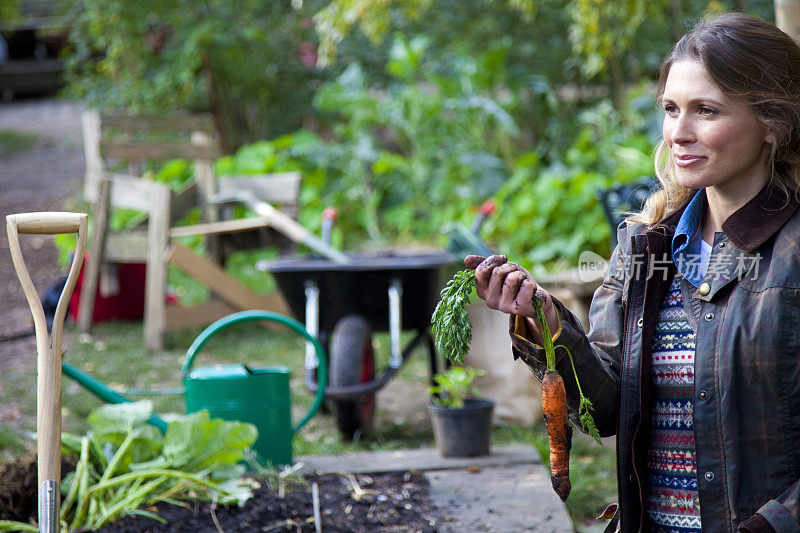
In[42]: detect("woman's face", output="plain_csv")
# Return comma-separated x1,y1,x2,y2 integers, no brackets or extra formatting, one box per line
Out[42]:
661,60,773,195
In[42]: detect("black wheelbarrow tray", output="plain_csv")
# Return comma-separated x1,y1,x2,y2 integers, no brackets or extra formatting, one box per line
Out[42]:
260,250,456,437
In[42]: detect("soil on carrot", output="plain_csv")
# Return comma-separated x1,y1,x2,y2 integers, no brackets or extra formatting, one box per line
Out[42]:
0,454,438,532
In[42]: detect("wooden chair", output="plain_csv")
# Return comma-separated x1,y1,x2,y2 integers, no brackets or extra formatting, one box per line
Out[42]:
78,110,297,350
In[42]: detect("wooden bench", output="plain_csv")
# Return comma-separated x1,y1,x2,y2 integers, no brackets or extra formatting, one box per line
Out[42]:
78,110,299,350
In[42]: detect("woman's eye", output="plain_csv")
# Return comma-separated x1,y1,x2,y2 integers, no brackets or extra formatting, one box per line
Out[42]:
663,104,677,114
698,106,717,116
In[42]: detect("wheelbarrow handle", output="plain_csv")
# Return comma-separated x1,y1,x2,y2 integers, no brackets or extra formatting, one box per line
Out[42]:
6,212,88,533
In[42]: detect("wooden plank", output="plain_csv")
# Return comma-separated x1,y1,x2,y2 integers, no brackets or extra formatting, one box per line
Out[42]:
192,131,221,262
144,186,172,351
167,243,289,315
164,299,236,331
217,172,302,207
169,216,270,238
104,233,149,262
81,110,103,202
78,178,110,333
100,140,221,161
102,113,215,134
170,182,198,222
105,173,169,211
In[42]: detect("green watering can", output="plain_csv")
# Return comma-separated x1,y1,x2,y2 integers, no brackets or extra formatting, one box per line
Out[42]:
181,310,327,466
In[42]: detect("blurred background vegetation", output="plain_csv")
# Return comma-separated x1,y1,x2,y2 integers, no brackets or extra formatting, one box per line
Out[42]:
0,1,782,526
2,0,778,270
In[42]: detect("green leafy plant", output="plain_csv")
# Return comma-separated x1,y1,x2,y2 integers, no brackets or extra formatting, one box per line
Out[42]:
429,366,485,408
430,270,476,364
1,401,257,531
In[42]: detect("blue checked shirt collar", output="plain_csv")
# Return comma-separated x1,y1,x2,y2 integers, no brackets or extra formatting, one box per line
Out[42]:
672,189,707,287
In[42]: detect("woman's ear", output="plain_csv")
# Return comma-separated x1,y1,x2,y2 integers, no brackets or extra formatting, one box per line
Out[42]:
765,129,776,145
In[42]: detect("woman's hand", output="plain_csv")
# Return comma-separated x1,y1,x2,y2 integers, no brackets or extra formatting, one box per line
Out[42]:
464,254,559,345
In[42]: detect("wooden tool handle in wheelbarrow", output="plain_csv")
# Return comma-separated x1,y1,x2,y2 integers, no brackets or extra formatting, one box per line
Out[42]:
6,212,88,532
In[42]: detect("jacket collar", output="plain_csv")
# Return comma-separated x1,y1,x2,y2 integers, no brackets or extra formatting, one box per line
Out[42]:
651,182,799,252
722,182,799,251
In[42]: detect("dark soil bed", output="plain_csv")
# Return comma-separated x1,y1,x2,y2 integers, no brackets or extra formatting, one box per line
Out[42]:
0,455,438,532
0,452,77,523
100,471,438,533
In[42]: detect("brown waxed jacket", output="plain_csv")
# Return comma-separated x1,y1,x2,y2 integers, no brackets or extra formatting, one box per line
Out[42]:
510,183,800,532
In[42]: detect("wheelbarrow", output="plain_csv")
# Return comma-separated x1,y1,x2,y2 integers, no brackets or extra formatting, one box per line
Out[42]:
259,250,457,438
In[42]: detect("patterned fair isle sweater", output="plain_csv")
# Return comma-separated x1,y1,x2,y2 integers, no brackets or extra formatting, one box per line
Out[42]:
645,275,702,532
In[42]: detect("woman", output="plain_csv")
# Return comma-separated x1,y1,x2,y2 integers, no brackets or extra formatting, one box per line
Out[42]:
468,13,800,533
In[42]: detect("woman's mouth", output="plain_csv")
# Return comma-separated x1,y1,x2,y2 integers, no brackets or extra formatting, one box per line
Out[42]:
674,154,705,167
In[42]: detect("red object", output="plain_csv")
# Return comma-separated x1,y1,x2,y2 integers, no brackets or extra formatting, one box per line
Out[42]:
69,253,148,324
322,206,339,221
479,199,497,216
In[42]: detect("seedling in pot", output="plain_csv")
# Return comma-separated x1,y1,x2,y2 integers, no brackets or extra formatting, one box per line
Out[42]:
429,366,485,408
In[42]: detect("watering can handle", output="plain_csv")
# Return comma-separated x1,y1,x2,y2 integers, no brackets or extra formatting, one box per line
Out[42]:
181,310,327,434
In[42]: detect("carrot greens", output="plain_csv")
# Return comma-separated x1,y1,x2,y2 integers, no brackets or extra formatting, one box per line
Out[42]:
431,269,477,364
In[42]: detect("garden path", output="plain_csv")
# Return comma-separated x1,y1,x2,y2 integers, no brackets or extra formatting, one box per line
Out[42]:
0,98,84,428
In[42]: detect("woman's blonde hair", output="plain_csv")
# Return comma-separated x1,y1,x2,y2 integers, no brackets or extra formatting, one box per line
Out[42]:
635,12,800,225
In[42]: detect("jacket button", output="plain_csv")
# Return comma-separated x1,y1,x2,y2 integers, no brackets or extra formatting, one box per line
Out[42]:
698,282,711,296
705,471,715,481
704,312,714,321
718,242,726,249
637,318,643,328
699,390,708,400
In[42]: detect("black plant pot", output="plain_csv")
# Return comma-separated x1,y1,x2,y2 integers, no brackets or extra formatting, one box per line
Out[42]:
427,398,495,457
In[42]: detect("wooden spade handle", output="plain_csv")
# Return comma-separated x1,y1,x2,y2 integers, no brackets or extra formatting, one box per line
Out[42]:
6,212,88,532
7,211,86,234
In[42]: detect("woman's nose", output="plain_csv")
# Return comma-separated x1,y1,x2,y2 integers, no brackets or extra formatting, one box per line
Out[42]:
668,114,695,144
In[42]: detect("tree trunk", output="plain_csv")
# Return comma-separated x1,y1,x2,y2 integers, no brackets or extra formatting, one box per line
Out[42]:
608,52,625,113
775,0,800,44
670,0,683,42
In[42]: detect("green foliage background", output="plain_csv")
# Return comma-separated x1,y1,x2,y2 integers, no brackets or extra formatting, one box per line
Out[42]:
60,0,776,269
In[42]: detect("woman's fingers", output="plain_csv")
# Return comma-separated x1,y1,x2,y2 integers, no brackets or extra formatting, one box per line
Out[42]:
500,270,528,311
464,255,485,270
466,254,551,319
513,278,539,315
487,261,523,306
473,255,507,303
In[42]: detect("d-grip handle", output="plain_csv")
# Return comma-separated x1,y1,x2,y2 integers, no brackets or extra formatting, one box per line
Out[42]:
7,211,87,234
6,211,88,533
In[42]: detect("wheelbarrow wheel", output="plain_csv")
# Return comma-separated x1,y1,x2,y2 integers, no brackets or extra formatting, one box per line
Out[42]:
329,315,376,439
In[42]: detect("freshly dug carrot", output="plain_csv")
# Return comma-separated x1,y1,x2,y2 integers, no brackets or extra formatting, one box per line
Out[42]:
533,293,600,501
541,369,572,501
533,297,574,501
